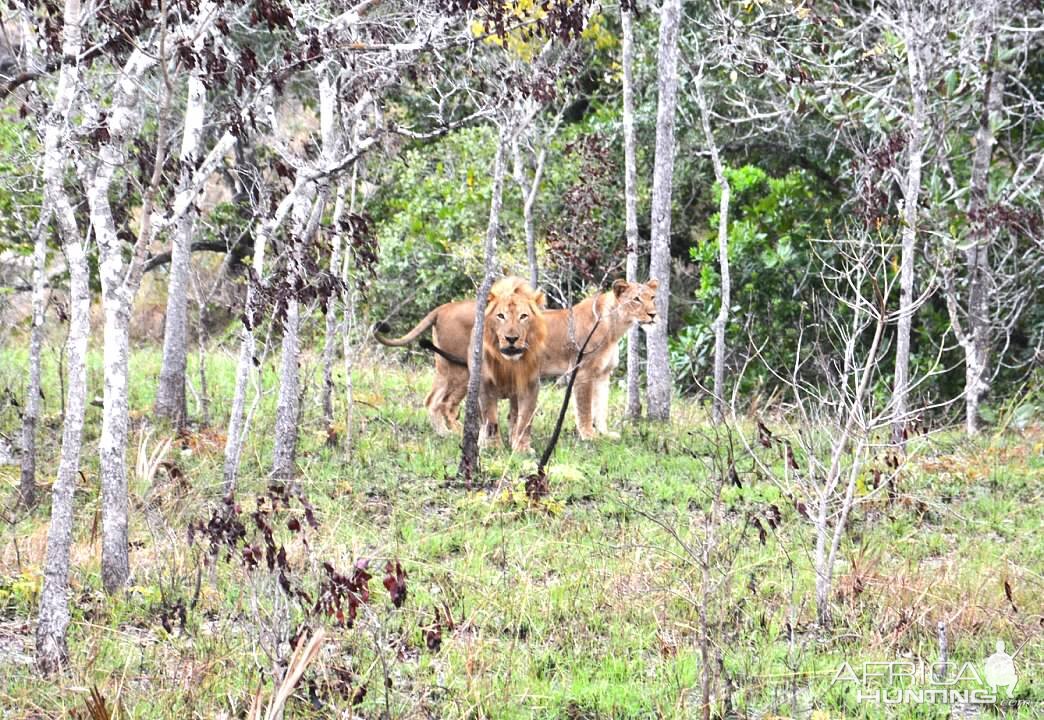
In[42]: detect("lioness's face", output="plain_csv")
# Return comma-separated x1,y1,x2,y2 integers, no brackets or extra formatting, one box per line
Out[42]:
613,279,659,326
488,293,543,361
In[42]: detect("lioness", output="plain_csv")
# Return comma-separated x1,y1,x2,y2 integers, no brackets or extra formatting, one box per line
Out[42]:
376,277,548,452
377,279,658,440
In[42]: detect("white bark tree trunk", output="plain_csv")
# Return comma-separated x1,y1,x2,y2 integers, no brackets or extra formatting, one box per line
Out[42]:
37,222,89,672
459,125,508,480
223,183,302,494
272,187,325,480
960,61,1004,436
321,183,346,430
156,32,211,430
697,80,731,424
318,70,344,432
812,291,887,628
340,159,360,458
510,106,551,290
645,0,682,421
36,0,85,672
271,292,302,479
89,47,157,594
621,5,642,420
892,9,927,446
18,219,48,508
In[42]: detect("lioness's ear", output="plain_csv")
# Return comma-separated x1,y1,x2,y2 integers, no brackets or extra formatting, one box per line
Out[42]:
612,279,629,298
532,290,546,308
646,279,659,290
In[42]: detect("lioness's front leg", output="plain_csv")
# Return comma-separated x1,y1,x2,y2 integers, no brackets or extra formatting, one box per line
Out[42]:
509,382,540,453
573,377,597,441
592,375,619,439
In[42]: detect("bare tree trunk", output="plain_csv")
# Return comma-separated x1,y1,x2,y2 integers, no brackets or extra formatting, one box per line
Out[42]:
697,80,731,424
272,188,324,480
318,70,344,432
90,47,158,594
223,183,302,494
458,125,508,481
621,4,642,420
511,109,552,290
156,38,210,431
97,281,133,594
813,301,887,628
36,0,85,671
223,326,255,494
321,183,346,430
36,217,88,673
892,8,927,445
341,155,361,458
961,61,1005,435
272,293,301,479
18,219,48,508
645,0,682,422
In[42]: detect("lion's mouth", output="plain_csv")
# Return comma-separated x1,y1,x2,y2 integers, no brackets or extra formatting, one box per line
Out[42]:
499,346,525,358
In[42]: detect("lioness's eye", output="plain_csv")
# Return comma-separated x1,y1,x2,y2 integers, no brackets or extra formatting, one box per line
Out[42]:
497,313,506,320
520,313,528,320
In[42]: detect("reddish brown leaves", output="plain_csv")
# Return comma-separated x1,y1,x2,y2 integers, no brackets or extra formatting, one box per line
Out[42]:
383,561,408,608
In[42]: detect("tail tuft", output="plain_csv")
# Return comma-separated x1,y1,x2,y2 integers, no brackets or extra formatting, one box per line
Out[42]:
374,321,392,334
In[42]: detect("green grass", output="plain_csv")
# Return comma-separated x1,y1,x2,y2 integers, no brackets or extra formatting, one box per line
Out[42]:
0,344,1041,719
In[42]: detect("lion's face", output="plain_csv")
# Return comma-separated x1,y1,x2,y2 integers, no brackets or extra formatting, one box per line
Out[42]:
612,279,659,326
486,282,546,362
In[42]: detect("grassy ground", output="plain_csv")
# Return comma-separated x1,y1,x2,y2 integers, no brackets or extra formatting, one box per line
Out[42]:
0,343,1040,719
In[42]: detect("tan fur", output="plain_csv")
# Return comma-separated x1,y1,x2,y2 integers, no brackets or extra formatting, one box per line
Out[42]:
375,299,476,435
375,277,548,451
424,279,659,440
377,278,657,442
477,277,548,452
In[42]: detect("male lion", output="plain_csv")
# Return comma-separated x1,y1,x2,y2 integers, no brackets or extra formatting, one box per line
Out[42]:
377,278,658,441
476,277,548,452
376,277,547,452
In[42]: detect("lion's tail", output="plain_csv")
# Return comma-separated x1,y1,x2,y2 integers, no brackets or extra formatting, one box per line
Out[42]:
373,307,442,347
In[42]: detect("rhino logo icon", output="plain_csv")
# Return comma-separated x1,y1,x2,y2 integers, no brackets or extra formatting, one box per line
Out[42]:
984,640,1017,698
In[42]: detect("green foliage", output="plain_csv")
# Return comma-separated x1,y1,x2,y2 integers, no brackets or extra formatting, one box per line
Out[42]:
0,111,41,254
368,125,525,319
671,164,838,394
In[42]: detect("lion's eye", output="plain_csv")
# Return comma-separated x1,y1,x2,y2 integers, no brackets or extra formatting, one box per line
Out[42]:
497,313,506,320
520,313,528,320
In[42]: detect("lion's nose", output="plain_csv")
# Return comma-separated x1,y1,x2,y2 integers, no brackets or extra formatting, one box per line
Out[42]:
505,335,519,345
647,313,657,320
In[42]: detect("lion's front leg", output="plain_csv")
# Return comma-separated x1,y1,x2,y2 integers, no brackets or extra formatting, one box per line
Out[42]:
478,387,501,448
509,383,539,453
